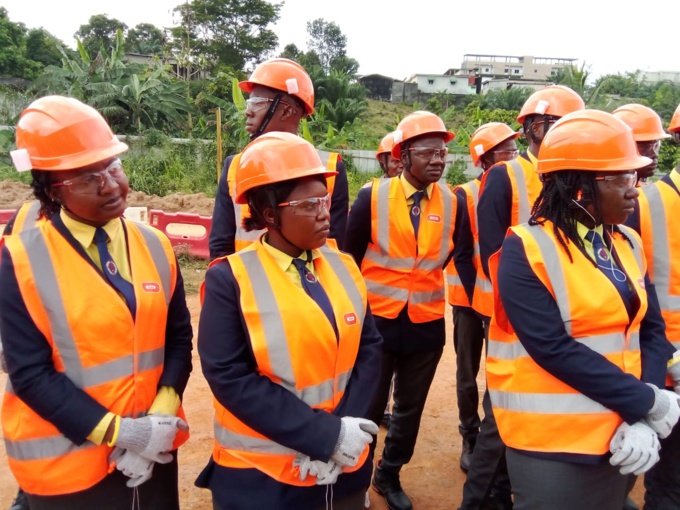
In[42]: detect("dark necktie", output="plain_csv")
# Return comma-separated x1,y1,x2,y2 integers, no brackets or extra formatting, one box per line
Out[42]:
585,230,633,315
291,257,338,338
410,190,424,238
94,227,136,316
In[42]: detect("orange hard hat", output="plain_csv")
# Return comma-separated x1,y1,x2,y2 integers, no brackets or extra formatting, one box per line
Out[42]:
239,58,315,115
516,85,585,125
376,132,396,158
537,110,651,174
234,132,337,204
10,95,128,172
669,104,680,133
612,104,671,141
469,122,520,166
391,111,455,158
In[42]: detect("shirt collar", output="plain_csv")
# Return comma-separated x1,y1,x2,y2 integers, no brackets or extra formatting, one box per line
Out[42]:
526,149,538,167
260,235,321,272
576,221,604,244
59,209,122,249
399,173,433,200
669,168,680,190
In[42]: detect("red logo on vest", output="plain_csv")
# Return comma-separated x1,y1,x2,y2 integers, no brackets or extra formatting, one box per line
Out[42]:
638,278,645,289
427,214,441,222
344,313,358,326
142,282,161,293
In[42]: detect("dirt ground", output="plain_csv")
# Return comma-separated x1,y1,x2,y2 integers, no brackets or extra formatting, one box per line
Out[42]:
0,180,646,508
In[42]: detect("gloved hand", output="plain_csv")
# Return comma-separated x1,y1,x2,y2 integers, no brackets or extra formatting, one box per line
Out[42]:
331,417,379,468
109,447,155,487
293,455,342,485
644,383,680,439
667,351,680,394
115,415,189,463
609,421,660,475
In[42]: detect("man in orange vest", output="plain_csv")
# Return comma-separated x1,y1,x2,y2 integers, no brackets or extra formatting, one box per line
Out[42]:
346,111,473,510
613,104,671,185
462,85,585,510
625,103,680,509
447,123,519,475
209,58,349,259
376,131,404,178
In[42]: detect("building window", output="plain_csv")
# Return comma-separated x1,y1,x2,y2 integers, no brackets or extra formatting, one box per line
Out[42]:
428,79,434,85
534,69,538,73
484,68,490,73
514,69,521,75
504,68,509,73
450,79,456,85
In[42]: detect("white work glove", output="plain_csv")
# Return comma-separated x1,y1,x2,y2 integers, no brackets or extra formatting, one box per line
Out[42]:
667,351,680,394
609,421,660,475
115,415,189,463
644,384,680,439
294,454,342,485
109,447,155,487
331,417,379,468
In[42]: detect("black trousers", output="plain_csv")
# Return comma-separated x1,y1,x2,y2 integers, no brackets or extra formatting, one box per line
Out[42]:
452,306,485,442
459,388,512,509
644,421,680,509
369,347,444,473
26,452,179,510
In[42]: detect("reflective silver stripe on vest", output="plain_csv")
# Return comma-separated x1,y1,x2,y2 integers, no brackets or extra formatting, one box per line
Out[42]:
317,150,333,169
618,224,644,275
214,422,296,455
411,287,446,305
507,159,531,223
318,245,366,325
642,185,680,311
488,331,639,360
4,435,97,461
375,179,392,253
447,274,462,286
363,251,415,270
523,226,573,335
19,228,165,389
365,280,410,302
135,222,172,306
15,201,41,233
490,389,609,415
5,378,14,395
433,182,454,267
239,248,359,405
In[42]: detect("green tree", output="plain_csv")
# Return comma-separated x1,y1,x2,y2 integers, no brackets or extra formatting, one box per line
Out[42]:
306,19,347,73
0,8,41,79
279,43,302,61
480,87,532,111
25,28,66,68
172,0,281,71
126,23,167,55
75,14,128,57
557,62,612,107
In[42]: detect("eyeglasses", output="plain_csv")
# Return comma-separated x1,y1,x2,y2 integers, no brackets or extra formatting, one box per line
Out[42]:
51,159,126,194
595,171,637,189
278,193,330,217
245,96,297,113
636,140,661,156
408,147,449,161
492,149,519,159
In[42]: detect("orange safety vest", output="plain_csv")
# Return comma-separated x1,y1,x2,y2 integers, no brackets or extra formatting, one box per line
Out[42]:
227,150,340,252
638,180,680,350
1,219,188,496
362,177,455,323
446,179,493,316
12,201,42,233
486,222,646,455
205,241,368,486
480,156,543,226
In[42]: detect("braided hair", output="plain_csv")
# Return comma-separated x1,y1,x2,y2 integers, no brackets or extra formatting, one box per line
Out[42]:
529,170,631,263
30,170,60,219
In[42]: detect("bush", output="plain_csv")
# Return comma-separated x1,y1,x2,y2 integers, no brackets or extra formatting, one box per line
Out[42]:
445,159,470,187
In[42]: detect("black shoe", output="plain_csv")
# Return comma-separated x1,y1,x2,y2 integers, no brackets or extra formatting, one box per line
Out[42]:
460,438,475,473
372,465,413,510
381,413,392,430
483,494,513,510
10,489,30,510
623,496,639,510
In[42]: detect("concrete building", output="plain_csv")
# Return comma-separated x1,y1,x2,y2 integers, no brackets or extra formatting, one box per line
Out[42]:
641,71,680,84
459,54,576,81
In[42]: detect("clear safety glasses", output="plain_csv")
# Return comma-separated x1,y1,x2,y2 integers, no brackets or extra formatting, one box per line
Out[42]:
278,193,331,217
408,147,448,161
51,159,126,194
492,149,520,159
595,171,637,189
245,97,297,113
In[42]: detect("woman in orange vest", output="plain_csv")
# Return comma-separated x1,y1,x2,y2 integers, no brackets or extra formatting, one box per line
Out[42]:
487,110,679,509
0,96,193,510
196,131,382,510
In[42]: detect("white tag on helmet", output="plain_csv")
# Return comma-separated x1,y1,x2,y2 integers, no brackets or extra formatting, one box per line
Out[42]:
10,149,32,172
474,144,485,156
393,129,403,144
286,78,299,95
535,100,550,115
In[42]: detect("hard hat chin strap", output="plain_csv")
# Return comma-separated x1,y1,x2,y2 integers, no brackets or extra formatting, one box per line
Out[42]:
250,93,284,140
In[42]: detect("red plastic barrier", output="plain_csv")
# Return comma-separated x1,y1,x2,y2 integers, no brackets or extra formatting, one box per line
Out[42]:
149,209,212,260
0,209,16,228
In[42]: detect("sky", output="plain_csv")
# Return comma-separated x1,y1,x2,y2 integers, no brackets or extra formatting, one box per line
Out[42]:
3,0,677,83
